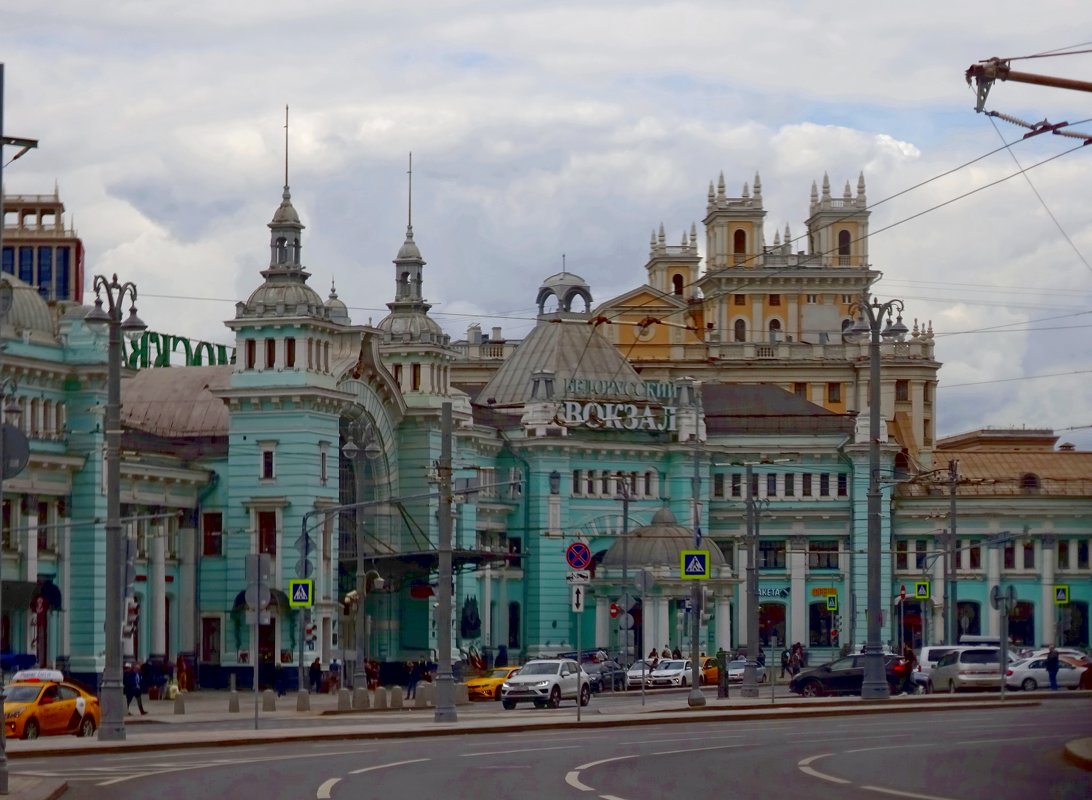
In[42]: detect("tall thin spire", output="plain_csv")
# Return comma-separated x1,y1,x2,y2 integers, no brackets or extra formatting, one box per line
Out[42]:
284,105,289,189
407,151,413,234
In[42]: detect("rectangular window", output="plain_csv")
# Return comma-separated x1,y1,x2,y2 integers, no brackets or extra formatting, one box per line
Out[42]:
258,510,277,555
734,294,746,306
806,294,817,304
37,500,50,551
759,540,786,570
808,540,839,569
827,382,841,404
802,474,813,497
285,338,296,368
37,246,53,299
393,363,402,386
1003,542,1016,570
201,617,222,664
713,473,725,498
412,363,421,391
319,450,328,483
819,473,830,497
600,472,611,496
915,540,927,570
731,473,742,498
784,473,795,496
794,382,807,398
586,471,595,496
572,470,582,496
1022,541,1035,569
265,338,275,368
750,471,759,499
895,380,909,402
245,339,256,369
644,471,653,497
261,448,275,480
837,473,848,497
18,246,33,283
202,512,223,556
769,294,781,306
1057,540,1069,569
766,473,777,497
896,540,908,570
1078,540,1089,569
969,540,981,570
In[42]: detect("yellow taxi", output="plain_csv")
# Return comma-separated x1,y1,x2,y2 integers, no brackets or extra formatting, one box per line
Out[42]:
700,657,720,686
466,666,521,701
4,669,101,740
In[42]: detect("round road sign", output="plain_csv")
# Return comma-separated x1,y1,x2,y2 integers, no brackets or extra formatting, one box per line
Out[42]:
565,542,592,570
609,603,620,619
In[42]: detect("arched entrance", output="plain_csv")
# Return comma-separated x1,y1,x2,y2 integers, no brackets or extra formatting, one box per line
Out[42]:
759,603,786,648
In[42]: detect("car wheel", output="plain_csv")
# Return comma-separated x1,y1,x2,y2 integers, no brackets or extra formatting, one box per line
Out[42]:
502,700,516,710
580,685,591,707
1021,678,1037,691
23,719,40,740
759,672,768,684
682,675,688,687
77,716,96,738
800,680,821,698
546,686,562,709
494,689,502,701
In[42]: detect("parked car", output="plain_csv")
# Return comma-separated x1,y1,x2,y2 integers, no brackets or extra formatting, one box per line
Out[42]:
646,659,693,688
932,647,1003,693
916,646,962,677
585,659,625,692
466,666,521,701
789,653,908,697
626,659,655,689
1005,655,1085,691
500,659,590,709
724,659,768,684
3,669,100,740
1017,647,1090,664
700,657,720,686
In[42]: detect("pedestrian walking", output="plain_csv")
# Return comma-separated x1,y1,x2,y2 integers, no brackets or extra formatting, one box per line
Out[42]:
780,647,790,679
309,658,322,693
329,658,340,691
406,660,422,699
124,662,147,715
671,647,682,659
901,642,917,694
1045,645,1060,691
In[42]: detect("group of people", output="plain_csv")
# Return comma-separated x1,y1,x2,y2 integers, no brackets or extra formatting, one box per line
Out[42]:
779,643,807,678
307,658,341,694
645,645,683,667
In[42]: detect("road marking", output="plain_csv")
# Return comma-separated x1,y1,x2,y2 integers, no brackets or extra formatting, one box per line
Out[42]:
462,745,578,757
860,786,955,800
565,755,637,792
348,758,430,775
797,753,850,785
652,743,750,756
316,778,340,799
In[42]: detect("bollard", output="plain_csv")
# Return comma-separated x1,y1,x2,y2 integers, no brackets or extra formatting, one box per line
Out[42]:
262,689,277,712
352,686,370,710
455,683,469,706
413,684,429,709
296,690,310,712
173,692,186,715
228,690,240,713
389,688,403,709
338,687,352,712
716,649,729,699
373,687,388,710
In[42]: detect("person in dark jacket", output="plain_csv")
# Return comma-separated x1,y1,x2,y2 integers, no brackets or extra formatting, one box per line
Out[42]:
308,658,322,693
1045,646,1060,691
124,662,147,715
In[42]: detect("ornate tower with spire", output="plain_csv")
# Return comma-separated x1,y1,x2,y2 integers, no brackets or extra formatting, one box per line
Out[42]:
806,171,870,267
703,171,767,272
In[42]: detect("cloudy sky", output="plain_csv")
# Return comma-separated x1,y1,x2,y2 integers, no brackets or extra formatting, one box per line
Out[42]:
3,2,1091,448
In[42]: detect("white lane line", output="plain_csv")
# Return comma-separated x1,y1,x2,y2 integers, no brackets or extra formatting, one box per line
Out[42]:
348,757,430,775
599,795,628,800
565,755,638,792
652,743,750,756
316,778,340,799
860,785,955,800
462,745,578,757
797,753,850,785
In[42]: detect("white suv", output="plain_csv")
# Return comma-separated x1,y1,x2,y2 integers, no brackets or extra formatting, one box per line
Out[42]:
500,659,591,709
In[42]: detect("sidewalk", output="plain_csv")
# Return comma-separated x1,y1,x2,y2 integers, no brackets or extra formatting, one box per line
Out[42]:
5,686,1084,799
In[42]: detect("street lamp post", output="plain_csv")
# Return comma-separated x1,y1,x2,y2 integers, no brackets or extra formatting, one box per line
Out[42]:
848,293,907,700
342,419,382,709
0,375,22,795
85,274,147,740
741,463,760,698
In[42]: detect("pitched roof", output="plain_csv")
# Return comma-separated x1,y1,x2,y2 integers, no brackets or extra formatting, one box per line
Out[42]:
701,383,854,436
121,365,232,437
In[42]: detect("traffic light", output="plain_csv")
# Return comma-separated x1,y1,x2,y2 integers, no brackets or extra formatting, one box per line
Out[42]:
122,596,140,636
701,587,714,624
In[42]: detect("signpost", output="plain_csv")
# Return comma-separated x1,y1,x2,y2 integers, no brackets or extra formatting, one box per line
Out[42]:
571,582,585,723
680,550,710,580
991,584,1018,700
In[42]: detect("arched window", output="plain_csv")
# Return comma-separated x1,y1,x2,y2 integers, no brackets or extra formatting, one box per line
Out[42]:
837,230,851,265
768,319,782,343
1020,473,1041,492
734,319,746,342
733,230,747,264
672,274,684,295
276,237,288,264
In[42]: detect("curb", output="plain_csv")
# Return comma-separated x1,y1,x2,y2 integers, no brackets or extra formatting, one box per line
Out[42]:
1063,738,1092,771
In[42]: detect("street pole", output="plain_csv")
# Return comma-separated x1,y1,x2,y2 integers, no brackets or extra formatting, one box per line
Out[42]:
0,376,17,796
947,460,959,644
618,478,630,668
688,410,705,707
434,401,457,722
741,463,760,698
850,293,906,700
85,275,147,740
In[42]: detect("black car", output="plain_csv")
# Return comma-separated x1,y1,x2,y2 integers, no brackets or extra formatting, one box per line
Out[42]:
789,653,909,697
584,660,626,692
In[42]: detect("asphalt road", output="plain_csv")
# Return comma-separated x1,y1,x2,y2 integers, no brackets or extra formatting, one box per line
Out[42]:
17,701,1090,799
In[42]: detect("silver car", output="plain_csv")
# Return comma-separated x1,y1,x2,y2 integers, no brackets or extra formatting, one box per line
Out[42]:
625,659,655,689
1005,656,1084,691
500,659,591,709
725,659,767,683
932,647,1003,693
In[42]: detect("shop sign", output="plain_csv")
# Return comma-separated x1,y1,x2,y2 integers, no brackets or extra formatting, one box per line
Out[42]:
123,331,234,368
811,587,837,597
558,400,677,432
758,587,788,599
562,378,677,400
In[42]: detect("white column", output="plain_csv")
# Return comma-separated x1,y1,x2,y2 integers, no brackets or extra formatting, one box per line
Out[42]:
790,536,807,646
151,527,167,657
657,596,670,653
24,505,39,581
715,594,731,652
497,575,510,652
595,594,610,650
1040,537,1056,646
986,543,1002,639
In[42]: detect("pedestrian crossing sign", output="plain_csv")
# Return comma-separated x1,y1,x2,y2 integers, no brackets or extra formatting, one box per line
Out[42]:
826,594,838,612
288,579,314,608
1054,585,1069,605
915,581,931,600
680,550,710,580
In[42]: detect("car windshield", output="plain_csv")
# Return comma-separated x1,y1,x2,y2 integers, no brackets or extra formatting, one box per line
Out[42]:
5,685,44,703
728,660,746,669
629,660,651,671
658,660,685,671
962,650,1000,664
488,668,515,678
519,662,560,676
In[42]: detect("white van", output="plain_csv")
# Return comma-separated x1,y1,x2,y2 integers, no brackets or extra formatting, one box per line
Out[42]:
958,635,1002,647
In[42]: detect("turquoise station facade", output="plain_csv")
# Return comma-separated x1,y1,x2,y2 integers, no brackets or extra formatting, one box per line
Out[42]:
0,168,1089,690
